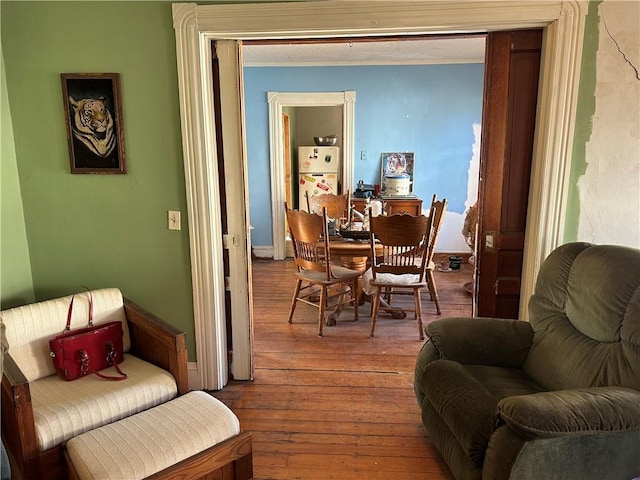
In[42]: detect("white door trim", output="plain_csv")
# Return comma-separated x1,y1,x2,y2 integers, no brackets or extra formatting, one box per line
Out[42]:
269,91,356,260
172,0,587,384
172,5,228,389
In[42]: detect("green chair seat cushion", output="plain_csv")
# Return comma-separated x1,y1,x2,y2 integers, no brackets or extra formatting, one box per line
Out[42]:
463,365,546,400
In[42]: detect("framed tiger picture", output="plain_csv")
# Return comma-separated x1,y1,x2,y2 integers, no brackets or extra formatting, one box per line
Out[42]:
61,73,126,174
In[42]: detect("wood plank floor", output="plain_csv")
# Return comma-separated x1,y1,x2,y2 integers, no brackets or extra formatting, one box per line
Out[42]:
210,256,473,480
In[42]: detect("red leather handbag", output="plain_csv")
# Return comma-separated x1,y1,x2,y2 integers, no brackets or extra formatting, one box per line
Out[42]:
49,291,127,381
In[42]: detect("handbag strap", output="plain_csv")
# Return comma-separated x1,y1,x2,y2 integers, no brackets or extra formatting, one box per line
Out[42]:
79,343,127,381
91,364,127,381
64,288,94,331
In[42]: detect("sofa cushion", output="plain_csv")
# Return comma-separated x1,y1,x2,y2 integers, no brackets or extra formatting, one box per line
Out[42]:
464,365,545,400
1,288,131,382
31,354,177,451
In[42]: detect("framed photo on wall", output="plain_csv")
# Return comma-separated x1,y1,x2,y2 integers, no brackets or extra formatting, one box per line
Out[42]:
61,73,126,174
380,152,415,191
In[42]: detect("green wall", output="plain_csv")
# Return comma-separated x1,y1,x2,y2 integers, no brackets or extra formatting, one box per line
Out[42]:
564,0,601,242
1,50,35,309
1,2,196,359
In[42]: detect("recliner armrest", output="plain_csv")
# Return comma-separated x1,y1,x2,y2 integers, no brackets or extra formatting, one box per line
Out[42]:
498,387,640,440
426,317,533,367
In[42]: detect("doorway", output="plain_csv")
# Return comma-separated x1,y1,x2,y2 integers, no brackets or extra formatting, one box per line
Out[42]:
258,45,486,324
267,91,356,260
172,1,586,389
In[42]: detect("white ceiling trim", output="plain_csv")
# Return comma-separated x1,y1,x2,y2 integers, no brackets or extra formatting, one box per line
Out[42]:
242,37,487,66
244,58,484,67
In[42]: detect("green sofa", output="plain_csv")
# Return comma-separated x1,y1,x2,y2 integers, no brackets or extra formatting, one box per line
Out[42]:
414,242,640,480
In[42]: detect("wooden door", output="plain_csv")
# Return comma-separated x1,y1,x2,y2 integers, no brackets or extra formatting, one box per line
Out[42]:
476,30,543,319
283,113,295,258
283,113,292,208
213,40,253,381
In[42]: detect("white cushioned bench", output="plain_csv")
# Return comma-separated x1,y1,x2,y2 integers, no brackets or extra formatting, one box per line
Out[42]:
2,289,178,451
66,390,253,480
1,288,191,479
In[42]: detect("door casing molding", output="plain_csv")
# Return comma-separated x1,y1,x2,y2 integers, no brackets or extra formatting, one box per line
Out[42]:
172,0,587,386
269,91,356,260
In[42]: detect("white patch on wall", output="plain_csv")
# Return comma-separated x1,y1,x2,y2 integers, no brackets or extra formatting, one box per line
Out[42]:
466,123,481,209
432,122,481,253
436,211,471,252
579,0,640,247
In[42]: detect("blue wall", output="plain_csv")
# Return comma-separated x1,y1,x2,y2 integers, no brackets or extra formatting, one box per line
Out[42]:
244,64,484,246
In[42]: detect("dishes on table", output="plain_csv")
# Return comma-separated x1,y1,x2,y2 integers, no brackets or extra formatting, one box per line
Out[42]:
338,224,370,240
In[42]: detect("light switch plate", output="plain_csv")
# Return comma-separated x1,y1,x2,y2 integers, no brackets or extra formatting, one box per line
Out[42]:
168,210,181,231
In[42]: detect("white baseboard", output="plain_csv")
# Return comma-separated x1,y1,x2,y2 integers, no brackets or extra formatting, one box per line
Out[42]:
252,245,274,258
187,362,202,391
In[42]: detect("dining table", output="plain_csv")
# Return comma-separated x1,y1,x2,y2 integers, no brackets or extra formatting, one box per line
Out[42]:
329,237,380,272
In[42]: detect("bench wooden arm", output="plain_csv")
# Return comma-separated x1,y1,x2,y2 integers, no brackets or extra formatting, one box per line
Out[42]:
1,353,40,478
124,298,189,394
146,431,253,480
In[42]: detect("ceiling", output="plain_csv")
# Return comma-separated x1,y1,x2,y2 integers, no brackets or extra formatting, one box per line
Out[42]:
242,37,486,66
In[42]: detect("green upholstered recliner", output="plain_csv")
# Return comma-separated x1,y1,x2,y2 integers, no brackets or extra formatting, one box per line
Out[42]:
414,242,640,480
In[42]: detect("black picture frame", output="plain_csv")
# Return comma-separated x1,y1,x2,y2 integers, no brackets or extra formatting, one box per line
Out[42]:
61,73,126,174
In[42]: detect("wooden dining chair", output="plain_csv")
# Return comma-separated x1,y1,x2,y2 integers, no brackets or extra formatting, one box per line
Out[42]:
380,195,448,313
424,196,448,314
305,191,351,221
367,212,431,339
284,203,360,337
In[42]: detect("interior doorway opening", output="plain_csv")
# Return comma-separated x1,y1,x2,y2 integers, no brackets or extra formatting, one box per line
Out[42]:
255,38,483,323
286,105,344,210
172,0,587,388
267,91,356,260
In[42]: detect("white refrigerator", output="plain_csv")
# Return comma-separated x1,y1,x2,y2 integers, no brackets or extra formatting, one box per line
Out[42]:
298,146,340,211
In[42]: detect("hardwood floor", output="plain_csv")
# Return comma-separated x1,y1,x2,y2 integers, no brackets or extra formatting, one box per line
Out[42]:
210,256,473,480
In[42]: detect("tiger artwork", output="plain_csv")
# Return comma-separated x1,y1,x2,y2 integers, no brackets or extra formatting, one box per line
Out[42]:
68,96,116,158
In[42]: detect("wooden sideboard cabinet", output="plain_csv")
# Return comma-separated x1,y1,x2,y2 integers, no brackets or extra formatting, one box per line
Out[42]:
351,197,423,216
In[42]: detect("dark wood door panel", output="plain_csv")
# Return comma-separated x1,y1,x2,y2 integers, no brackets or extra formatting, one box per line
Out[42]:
498,233,525,250
476,29,542,319
496,278,522,296
497,249,524,278
502,52,540,233
495,296,521,319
